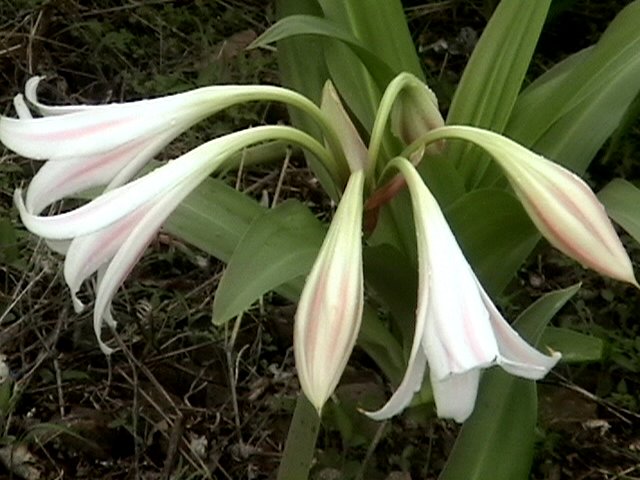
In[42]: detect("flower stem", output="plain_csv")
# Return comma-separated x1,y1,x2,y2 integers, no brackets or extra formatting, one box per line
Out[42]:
277,393,320,480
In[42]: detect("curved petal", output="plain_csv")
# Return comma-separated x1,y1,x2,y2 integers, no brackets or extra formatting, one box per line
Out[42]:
365,346,427,420
25,77,93,116
93,173,206,354
25,128,181,214
64,206,150,313
430,369,481,422
436,126,637,285
479,287,561,378
14,129,234,239
3,79,324,163
0,97,203,161
399,158,498,379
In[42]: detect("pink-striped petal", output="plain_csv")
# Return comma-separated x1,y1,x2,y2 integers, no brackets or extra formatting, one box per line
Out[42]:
14,131,233,239
2,78,324,163
64,205,150,313
437,126,637,286
294,170,364,412
92,173,205,354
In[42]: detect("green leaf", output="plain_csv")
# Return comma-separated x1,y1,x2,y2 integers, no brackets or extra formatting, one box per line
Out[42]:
540,327,603,363
277,394,321,480
318,0,423,79
445,189,539,297
507,1,640,175
597,178,640,245
363,244,418,356
446,0,551,190
212,200,324,326
252,14,396,86
439,284,580,480
164,177,263,262
165,175,405,381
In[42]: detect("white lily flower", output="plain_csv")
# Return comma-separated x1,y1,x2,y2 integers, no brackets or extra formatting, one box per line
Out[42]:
411,126,638,286
1,77,342,215
9,125,330,353
366,158,560,423
294,170,365,413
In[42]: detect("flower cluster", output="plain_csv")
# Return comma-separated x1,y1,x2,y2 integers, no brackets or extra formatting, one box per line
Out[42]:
2,73,635,422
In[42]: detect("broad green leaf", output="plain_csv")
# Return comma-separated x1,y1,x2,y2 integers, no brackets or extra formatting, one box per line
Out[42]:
540,327,603,363
445,0,551,190
363,244,418,356
165,175,405,383
318,0,423,80
598,178,640,245
506,0,640,175
439,284,580,480
251,14,396,86
164,177,263,262
212,200,324,326
445,189,539,297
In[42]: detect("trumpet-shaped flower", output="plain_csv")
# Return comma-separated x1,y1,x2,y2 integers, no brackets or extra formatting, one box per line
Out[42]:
1,77,342,215
366,158,561,423
413,126,638,286
9,123,330,354
294,170,365,413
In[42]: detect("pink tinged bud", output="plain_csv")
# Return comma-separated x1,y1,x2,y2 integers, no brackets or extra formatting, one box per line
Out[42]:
320,81,369,172
365,158,560,423
294,171,365,413
445,126,637,286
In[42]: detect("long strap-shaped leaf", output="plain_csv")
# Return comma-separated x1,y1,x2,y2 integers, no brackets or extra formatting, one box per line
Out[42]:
444,0,551,191
506,0,640,175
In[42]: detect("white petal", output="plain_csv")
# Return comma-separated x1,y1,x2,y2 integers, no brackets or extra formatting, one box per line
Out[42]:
294,171,364,412
437,126,636,285
64,206,150,312
25,129,180,214
401,160,497,379
93,172,206,354
479,288,561,379
13,94,32,119
25,77,96,116
4,79,320,163
16,126,304,240
365,346,427,420
431,369,481,423
14,134,223,239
